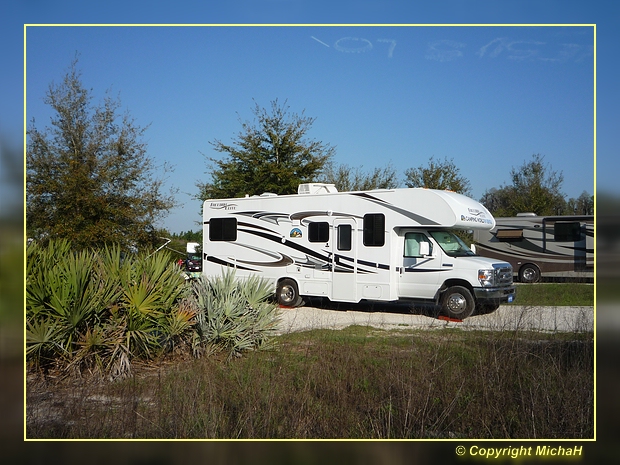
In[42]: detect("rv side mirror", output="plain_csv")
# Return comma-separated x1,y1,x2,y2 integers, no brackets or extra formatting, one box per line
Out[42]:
470,244,477,254
419,241,430,257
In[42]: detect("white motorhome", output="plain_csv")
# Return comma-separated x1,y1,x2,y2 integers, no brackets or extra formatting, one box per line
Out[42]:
472,214,594,283
202,183,515,319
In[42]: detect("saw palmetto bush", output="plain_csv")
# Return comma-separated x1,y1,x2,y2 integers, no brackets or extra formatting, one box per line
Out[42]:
27,240,281,378
114,246,190,360
26,239,191,377
26,239,121,368
188,269,281,358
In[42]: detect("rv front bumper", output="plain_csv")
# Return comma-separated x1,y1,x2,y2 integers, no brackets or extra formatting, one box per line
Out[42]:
474,285,516,304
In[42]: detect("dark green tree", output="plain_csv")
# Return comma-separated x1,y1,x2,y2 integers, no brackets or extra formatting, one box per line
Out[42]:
27,58,175,251
404,156,472,196
479,187,511,215
319,162,400,191
197,99,334,201
480,153,565,216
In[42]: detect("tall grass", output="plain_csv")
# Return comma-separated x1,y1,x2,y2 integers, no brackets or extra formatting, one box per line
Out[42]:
27,323,593,439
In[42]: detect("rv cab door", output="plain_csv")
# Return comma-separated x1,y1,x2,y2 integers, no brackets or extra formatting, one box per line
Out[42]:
398,231,440,300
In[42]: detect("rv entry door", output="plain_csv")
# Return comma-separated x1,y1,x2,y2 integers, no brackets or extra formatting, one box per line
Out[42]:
331,218,358,302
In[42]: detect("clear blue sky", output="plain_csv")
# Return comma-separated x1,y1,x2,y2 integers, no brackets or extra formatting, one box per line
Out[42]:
3,1,616,234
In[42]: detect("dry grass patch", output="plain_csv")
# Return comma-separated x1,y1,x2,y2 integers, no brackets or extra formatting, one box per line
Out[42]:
27,325,593,439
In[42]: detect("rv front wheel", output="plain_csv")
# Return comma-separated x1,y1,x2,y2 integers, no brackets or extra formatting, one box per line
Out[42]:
441,286,475,319
277,279,303,307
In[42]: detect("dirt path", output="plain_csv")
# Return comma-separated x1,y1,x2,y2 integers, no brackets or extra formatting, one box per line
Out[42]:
277,304,594,334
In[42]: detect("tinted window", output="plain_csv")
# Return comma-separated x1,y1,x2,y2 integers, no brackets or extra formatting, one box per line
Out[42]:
363,214,385,247
337,224,352,251
309,222,329,243
209,218,237,241
555,222,581,242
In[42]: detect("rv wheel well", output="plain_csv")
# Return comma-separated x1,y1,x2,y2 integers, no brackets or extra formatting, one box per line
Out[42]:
438,279,474,299
277,276,299,288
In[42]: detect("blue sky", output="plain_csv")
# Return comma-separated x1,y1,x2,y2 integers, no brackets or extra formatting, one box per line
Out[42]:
3,1,617,234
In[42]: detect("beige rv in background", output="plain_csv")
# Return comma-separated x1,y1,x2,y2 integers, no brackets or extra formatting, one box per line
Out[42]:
472,214,594,283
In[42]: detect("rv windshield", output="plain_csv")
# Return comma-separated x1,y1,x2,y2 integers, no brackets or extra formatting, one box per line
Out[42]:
429,230,475,257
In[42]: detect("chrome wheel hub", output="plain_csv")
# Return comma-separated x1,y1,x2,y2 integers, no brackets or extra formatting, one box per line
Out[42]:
447,294,467,312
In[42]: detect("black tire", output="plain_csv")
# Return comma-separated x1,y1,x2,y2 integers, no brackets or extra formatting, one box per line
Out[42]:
440,286,475,319
519,264,541,283
276,279,303,307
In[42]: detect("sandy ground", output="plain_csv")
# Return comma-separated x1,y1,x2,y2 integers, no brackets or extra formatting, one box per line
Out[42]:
277,303,594,334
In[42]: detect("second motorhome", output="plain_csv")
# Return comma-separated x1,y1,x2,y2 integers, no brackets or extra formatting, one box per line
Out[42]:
202,183,515,319
472,214,594,283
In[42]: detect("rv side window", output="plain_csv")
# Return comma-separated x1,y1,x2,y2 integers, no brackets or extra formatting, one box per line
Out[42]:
404,232,432,257
309,222,329,243
209,218,237,242
337,224,352,251
363,214,385,247
554,221,581,242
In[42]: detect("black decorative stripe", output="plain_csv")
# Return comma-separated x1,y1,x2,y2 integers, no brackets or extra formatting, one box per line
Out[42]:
353,193,439,226
404,268,449,273
237,226,391,273
206,255,257,272
352,192,389,203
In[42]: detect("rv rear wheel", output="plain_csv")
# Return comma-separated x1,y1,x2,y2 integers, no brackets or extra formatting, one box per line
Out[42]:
519,264,541,283
440,286,475,320
277,279,303,307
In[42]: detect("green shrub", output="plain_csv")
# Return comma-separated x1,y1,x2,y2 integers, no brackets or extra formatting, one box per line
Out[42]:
26,239,191,377
113,245,190,361
26,241,279,378
26,239,121,364
188,269,281,358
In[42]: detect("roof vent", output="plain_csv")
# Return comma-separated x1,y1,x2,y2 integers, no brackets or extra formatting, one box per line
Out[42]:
516,212,537,217
298,183,338,195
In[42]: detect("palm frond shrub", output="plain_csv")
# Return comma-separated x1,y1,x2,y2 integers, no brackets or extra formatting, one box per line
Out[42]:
116,249,189,362
26,239,121,364
26,240,279,377
158,301,197,354
188,269,281,358
26,238,71,319
25,317,61,368
26,240,192,377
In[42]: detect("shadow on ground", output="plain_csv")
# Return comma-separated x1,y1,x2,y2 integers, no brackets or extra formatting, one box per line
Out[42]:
300,297,442,318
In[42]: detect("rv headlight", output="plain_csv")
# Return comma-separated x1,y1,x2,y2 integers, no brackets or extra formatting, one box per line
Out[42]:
478,269,495,287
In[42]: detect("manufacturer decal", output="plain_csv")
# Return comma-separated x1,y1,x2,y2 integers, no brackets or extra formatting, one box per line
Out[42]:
209,202,237,211
290,228,302,238
461,214,493,225
467,208,484,217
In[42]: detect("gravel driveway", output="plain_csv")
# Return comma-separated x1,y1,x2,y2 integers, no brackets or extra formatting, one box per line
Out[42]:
277,302,594,334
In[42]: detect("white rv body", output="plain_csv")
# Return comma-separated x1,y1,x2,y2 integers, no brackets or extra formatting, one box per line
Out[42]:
202,184,515,319
472,214,594,283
